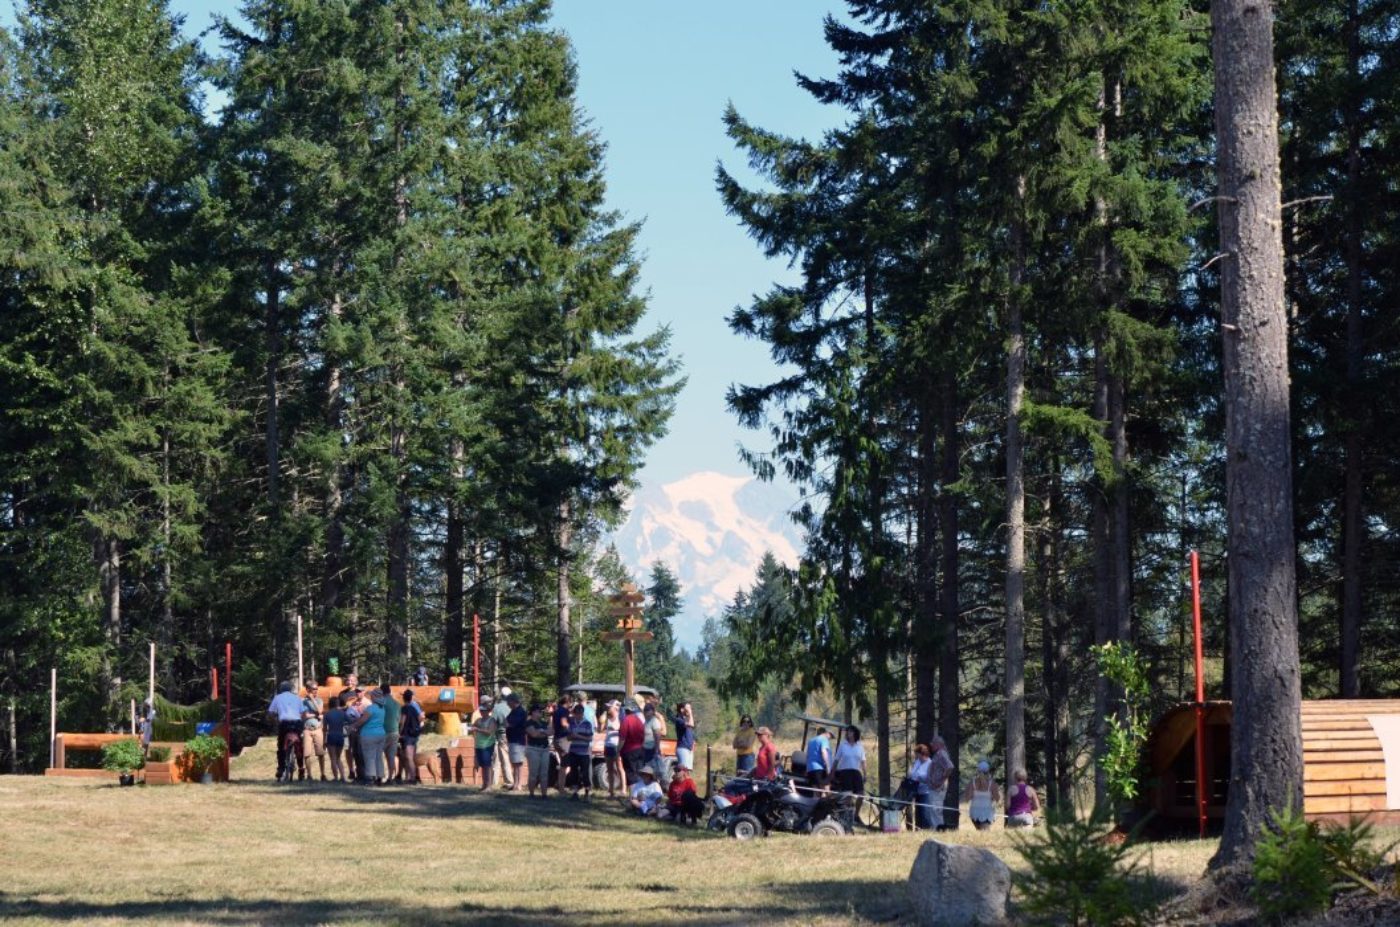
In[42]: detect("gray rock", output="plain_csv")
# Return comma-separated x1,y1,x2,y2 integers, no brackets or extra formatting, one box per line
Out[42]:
907,839,1011,926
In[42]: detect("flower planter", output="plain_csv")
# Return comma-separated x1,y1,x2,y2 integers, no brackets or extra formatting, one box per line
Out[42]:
118,773,136,786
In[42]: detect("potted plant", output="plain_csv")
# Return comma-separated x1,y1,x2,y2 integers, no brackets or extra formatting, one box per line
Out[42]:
326,656,342,689
183,733,228,784
101,739,144,786
447,657,463,686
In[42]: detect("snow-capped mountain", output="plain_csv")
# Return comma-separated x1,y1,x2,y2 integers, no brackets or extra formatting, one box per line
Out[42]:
611,471,805,647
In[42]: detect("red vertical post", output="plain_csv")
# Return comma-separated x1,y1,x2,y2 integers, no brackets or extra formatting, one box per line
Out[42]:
472,613,480,709
1191,550,1207,839
224,641,233,782
211,667,218,701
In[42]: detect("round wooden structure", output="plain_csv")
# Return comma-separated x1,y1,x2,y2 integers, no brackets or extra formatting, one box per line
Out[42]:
1143,699,1400,828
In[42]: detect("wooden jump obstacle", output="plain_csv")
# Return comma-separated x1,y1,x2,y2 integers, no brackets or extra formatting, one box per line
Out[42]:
45,731,229,784
1144,699,1400,827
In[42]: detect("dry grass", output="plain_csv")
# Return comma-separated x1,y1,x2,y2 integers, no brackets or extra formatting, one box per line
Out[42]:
0,740,1222,926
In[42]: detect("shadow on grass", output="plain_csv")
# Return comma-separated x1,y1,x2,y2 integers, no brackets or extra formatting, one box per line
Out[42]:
0,886,908,926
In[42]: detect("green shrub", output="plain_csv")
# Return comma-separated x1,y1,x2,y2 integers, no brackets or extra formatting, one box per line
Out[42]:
1251,804,1334,921
146,746,172,763
1014,804,1156,926
183,734,227,773
100,739,144,774
1091,642,1151,803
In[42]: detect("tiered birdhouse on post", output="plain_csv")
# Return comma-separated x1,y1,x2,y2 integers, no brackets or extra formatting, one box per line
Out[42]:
601,583,652,702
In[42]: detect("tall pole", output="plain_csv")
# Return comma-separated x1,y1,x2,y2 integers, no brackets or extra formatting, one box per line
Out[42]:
49,667,56,769
624,639,635,703
472,613,480,708
148,641,155,706
224,642,232,779
130,698,136,736
1192,550,1207,839
296,613,304,692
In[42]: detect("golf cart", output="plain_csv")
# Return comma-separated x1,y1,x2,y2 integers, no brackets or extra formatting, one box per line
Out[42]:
560,683,677,789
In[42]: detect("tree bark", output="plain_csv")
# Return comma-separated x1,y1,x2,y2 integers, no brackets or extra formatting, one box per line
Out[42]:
914,387,939,745
556,499,573,693
1210,0,1304,865
444,438,465,675
1338,0,1364,698
97,534,121,728
939,368,962,828
1091,341,1113,806
320,287,346,656
1004,176,1028,781
1109,372,1132,645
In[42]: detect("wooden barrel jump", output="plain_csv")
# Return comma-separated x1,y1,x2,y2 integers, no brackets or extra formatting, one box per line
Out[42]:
1144,699,1400,828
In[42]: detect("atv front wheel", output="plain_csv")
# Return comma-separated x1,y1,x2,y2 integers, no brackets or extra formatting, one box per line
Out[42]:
812,819,847,837
729,813,764,841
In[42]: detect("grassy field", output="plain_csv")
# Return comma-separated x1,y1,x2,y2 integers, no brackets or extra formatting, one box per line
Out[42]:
0,740,1221,926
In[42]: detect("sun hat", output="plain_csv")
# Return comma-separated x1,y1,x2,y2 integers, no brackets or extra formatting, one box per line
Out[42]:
639,766,656,778
500,686,513,698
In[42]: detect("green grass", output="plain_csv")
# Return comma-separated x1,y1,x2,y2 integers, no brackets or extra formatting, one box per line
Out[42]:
0,739,1222,926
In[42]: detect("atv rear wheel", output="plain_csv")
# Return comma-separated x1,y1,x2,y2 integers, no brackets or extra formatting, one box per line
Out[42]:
729,813,764,841
707,809,731,832
812,819,846,837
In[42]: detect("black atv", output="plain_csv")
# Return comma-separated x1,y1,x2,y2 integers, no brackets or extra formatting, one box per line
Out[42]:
726,777,856,839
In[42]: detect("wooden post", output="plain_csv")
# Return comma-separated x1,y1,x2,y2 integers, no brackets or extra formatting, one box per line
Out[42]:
624,639,635,703
1192,550,1207,839
49,667,56,769
602,584,650,704
296,613,304,692
148,641,155,706
6,698,16,774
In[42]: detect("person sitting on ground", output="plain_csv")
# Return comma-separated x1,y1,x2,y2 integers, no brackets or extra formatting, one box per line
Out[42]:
400,689,424,784
804,726,832,791
352,689,387,786
660,764,706,825
618,700,646,787
602,700,623,798
504,692,527,792
267,681,305,781
379,682,401,783
301,681,327,782
964,759,1001,830
566,702,594,800
753,726,779,780
524,704,553,798
673,701,697,772
472,697,499,791
628,765,664,816
1005,769,1041,827
832,725,867,812
324,694,348,782
732,715,758,774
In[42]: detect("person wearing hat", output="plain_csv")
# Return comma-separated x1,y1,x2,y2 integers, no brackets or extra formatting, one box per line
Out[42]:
660,763,705,825
503,692,527,791
963,759,1001,829
472,696,499,791
492,688,515,790
566,702,595,799
301,681,327,782
628,764,663,816
753,726,778,780
732,715,758,774
138,698,156,756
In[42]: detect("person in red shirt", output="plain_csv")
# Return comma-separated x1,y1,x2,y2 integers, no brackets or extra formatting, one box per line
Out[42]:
618,702,647,788
753,726,779,779
663,765,705,824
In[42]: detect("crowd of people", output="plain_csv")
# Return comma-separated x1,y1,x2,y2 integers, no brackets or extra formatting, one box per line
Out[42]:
266,679,1041,830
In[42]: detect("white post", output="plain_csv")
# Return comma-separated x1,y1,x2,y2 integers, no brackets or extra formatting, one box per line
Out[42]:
49,668,56,769
130,698,136,735
148,641,155,706
296,613,305,692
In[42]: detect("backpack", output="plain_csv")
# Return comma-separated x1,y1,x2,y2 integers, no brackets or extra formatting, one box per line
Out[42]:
401,704,422,738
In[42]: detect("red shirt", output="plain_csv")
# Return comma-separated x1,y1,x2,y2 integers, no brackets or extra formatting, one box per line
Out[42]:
619,711,645,753
754,742,778,779
667,776,696,805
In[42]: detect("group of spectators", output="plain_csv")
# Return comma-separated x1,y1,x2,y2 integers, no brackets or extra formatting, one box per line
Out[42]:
902,737,1041,830
266,674,425,785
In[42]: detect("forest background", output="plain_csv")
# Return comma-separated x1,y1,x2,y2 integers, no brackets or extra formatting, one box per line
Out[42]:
1,0,1398,823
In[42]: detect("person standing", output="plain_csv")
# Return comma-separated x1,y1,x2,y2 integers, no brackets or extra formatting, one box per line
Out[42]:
492,688,515,789
301,682,327,782
566,703,594,799
673,702,696,773
1005,769,1041,827
642,703,663,772
927,736,954,830
602,700,624,798
832,726,866,795
753,726,779,780
472,697,499,791
379,683,401,783
804,727,832,791
524,704,553,798
353,690,387,785
324,695,348,782
344,691,363,782
964,760,1001,830
908,744,935,830
551,694,572,790
732,716,758,774
503,693,527,792
618,701,646,787
266,681,304,781
400,689,424,784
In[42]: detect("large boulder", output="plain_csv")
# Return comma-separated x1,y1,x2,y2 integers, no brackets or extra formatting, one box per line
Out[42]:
907,839,1011,926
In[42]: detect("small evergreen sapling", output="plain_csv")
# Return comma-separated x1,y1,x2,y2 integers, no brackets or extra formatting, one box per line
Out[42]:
1013,804,1157,926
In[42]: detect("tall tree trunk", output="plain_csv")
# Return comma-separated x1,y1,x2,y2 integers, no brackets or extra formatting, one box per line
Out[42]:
914,388,939,745
556,499,572,693
1210,0,1303,865
1091,341,1113,807
1004,176,1028,781
874,632,893,798
385,412,410,677
1339,0,1364,698
97,535,121,728
264,266,281,509
320,287,346,656
938,368,962,829
1039,455,1066,808
159,403,175,679
491,547,504,688
1109,372,1132,645
444,442,465,675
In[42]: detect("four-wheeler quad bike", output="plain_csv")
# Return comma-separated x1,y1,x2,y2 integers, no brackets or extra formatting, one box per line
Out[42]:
725,776,857,839
706,774,765,832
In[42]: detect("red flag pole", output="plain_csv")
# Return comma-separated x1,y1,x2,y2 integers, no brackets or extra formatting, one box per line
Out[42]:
472,613,480,710
224,641,233,782
1191,551,1207,839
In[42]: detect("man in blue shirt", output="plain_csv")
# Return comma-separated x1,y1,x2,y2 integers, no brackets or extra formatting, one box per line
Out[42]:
567,703,595,799
504,693,528,792
804,727,832,791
